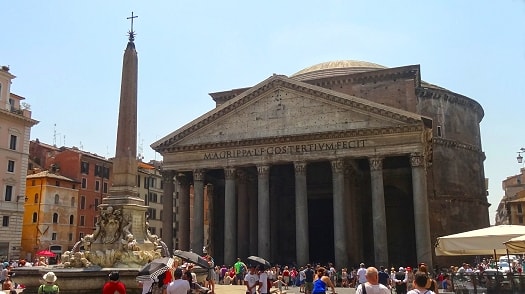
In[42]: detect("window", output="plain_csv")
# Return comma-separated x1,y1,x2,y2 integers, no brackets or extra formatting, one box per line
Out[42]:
55,181,60,186
9,135,17,150
7,160,15,172
94,198,99,209
80,161,89,174
80,215,85,226
72,184,76,189
103,182,108,193
54,194,59,204
69,215,74,225
79,232,84,239
4,185,13,201
81,178,87,189
71,197,75,207
2,216,9,227
95,180,100,191
52,213,58,223
519,204,523,214
80,196,86,209
32,212,38,223
68,233,73,241
51,233,57,240
34,193,39,203
32,180,35,186
137,175,141,187
519,216,524,224
437,126,442,137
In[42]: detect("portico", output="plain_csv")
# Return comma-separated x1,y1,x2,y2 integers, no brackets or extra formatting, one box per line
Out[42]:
153,74,433,268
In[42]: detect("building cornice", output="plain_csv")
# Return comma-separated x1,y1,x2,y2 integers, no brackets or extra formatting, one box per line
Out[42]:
305,65,421,89
161,124,424,153
417,87,484,121
433,137,482,153
0,108,39,126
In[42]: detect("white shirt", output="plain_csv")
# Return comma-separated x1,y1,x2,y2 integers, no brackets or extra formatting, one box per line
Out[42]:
258,271,269,293
357,267,367,284
166,279,190,294
356,283,391,294
244,273,259,294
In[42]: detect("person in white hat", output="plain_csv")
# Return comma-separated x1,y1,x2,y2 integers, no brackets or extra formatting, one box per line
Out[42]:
38,271,59,294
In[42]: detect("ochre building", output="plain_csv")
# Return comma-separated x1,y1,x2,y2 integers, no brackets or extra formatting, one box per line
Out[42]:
152,60,489,268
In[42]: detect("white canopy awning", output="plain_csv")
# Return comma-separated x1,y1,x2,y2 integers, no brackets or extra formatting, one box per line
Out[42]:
435,225,525,256
504,234,525,253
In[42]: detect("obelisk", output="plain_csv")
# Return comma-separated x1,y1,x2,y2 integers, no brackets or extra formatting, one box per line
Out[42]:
99,12,152,249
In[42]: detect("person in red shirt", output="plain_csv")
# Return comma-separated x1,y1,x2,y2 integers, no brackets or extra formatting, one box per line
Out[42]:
103,271,126,294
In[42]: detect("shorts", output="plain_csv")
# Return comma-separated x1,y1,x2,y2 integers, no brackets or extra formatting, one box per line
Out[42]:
305,282,313,292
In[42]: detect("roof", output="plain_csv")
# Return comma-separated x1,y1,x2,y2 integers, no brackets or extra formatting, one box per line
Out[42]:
26,170,76,182
291,60,387,81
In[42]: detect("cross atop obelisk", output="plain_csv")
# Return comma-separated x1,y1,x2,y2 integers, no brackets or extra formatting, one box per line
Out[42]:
127,12,138,42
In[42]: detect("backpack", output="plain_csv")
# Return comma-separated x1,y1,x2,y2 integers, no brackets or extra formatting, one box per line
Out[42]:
39,285,58,294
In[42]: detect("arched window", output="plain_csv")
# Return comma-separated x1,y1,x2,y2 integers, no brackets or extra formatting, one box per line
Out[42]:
32,212,38,223
34,193,39,203
71,197,75,207
69,215,74,225
54,194,59,204
52,213,58,223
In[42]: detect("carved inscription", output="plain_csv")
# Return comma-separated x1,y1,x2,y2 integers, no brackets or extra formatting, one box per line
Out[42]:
203,139,366,160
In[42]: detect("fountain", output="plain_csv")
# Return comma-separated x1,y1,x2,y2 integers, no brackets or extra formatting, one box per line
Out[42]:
13,13,168,294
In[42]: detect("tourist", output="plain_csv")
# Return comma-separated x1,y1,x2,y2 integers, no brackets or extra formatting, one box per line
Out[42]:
244,265,259,294
2,276,13,292
203,253,216,293
312,267,336,294
393,267,407,294
418,263,439,293
272,276,285,294
282,266,290,290
378,266,390,288
38,272,59,294
407,272,435,294
166,268,189,294
356,263,367,287
304,264,315,294
257,265,270,294
355,267,390,294
234,258,247,285
102,271,126,294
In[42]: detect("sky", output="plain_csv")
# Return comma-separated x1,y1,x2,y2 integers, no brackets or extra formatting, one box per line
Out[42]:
2,1,524,224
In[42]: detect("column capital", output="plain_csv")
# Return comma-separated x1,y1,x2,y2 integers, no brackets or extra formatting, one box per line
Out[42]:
294,161,307,175
410,153,424,168
224,167,236,180
236,169,248,181
193,169,205,181
161,170,175,182
369,157,383,171
257,165,270,177
331,159,345,174
176,173,189,185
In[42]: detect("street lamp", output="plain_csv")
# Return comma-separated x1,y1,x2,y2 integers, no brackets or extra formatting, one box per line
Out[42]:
517,148,525,164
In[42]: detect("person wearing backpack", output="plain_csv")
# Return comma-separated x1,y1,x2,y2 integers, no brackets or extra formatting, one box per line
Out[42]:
38,272,59,294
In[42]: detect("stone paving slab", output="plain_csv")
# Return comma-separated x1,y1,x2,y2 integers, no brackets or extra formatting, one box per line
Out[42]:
213,284,356,294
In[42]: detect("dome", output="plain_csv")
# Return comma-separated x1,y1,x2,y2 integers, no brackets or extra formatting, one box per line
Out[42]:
291,60,387,81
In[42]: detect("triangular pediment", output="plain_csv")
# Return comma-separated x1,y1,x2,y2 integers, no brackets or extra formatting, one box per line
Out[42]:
152,75,427,152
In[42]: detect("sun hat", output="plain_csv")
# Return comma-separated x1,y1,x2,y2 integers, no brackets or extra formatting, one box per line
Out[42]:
43,272,57,283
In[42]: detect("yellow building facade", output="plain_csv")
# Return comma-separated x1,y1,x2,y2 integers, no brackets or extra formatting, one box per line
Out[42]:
22,171,78,262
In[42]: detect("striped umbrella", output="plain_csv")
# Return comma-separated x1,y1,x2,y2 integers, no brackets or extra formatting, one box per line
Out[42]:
137,257,174,280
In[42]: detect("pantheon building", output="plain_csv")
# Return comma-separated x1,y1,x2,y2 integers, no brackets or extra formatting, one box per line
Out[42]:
152,61,489,268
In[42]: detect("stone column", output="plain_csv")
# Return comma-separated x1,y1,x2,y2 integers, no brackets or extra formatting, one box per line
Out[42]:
224,167,237,265
248,174,258,255
369,157,388,266
192,169,205,254
237,170,249,259
331,159,347,268
294,161,309,266
410,153,433,268
257,165,271,260
161,170,175,252
176,173,190,251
